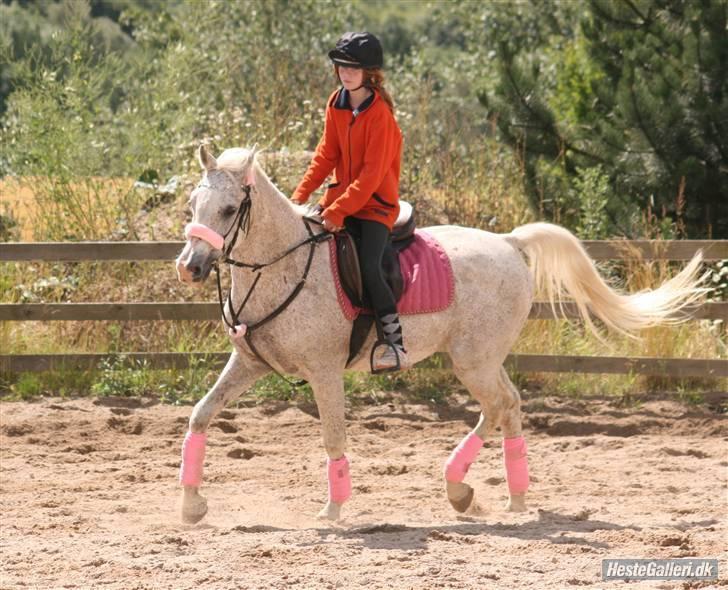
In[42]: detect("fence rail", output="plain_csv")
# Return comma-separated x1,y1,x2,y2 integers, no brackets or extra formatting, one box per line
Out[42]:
2,239,727,261
1,240,726,378
1,301,726,322
1,352,725,378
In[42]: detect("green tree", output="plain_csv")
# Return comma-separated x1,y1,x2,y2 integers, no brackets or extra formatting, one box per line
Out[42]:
481,0,728,238
0,0,138,117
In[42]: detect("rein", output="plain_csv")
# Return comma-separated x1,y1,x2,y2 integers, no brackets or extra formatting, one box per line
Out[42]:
187,179,331,387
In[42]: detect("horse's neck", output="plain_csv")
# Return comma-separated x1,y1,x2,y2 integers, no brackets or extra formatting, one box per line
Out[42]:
228,164,309,295
235,164,304,260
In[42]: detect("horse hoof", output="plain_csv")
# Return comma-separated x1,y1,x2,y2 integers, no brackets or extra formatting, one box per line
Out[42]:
317,501,342,521
446,481,475,513
505,494,526,512
181,494,208,524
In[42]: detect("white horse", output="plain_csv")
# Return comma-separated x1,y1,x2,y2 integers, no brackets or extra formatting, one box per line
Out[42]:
175,145,705,523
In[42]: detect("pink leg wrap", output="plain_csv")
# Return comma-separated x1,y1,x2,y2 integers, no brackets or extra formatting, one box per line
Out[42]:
327,455,351,504
179,431,207,486
503,436,529,494
444,432,484,483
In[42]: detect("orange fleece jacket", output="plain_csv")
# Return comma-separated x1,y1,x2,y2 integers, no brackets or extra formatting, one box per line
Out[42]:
291,87,403,230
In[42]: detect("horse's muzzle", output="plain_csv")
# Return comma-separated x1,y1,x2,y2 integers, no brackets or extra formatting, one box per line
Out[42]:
176,222,226,283
176,245,215,284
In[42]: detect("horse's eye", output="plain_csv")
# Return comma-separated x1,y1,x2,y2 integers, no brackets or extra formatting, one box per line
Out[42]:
223,206,237,217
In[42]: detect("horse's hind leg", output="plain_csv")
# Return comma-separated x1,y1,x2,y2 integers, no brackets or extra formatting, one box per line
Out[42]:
495,367,529,511
180,350,267,524
446,365,529,513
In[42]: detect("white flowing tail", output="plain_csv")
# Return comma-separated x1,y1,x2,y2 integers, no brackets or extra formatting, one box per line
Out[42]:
505,223,708,340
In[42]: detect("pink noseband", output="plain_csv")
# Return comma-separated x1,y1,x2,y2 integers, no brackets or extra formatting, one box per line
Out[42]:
184,223,225,251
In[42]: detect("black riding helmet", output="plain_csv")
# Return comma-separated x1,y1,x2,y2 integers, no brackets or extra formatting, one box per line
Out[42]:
328,31,384,69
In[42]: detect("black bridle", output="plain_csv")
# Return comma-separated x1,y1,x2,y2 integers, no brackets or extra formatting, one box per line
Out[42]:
212,183,332,387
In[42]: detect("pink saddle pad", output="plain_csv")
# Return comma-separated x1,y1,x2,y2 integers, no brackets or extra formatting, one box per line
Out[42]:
329,229,455,321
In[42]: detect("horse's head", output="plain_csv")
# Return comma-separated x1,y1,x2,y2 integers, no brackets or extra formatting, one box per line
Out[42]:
176,145,256,284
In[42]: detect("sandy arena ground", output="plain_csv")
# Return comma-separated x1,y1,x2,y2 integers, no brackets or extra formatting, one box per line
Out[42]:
0,392,726,589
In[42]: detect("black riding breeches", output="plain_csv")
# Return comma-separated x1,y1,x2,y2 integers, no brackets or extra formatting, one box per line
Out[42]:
343,216,397,318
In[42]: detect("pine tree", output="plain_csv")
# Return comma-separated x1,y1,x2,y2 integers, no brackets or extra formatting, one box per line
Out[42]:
482,0,728,238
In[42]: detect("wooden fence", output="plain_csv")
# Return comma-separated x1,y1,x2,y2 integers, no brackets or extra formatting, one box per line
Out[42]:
1,240,727,378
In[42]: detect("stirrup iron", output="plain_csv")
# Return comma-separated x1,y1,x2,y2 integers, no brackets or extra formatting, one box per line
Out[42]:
370,338,401,374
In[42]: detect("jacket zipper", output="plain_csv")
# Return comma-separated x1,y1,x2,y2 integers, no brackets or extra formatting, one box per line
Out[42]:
348,113,356,187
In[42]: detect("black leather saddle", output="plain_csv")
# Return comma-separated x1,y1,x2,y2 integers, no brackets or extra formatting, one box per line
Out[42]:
304,201,417,367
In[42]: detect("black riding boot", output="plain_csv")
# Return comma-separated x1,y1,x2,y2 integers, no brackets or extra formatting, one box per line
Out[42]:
371,311,409,372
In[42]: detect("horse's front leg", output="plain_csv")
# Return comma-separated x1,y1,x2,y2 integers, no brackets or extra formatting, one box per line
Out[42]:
180,349,267,524
308,372,349,521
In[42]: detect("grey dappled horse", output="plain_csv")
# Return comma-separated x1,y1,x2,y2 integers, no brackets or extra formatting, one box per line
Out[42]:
175,146,705,523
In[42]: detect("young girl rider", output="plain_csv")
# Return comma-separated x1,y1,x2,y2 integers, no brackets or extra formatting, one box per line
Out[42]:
291,31,408,372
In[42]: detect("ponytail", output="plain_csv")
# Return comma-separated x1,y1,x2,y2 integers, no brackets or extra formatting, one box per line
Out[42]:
362,67,394,114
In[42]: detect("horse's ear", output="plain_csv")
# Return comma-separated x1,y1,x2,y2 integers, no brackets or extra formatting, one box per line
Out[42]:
245,144,259,166
244,145,258,185
198,144,217,171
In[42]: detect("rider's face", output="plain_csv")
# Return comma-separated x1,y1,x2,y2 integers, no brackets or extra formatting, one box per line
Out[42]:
337,65,364,90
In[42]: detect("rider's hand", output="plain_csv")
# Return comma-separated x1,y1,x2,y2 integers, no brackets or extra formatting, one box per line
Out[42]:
323,218,343,233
